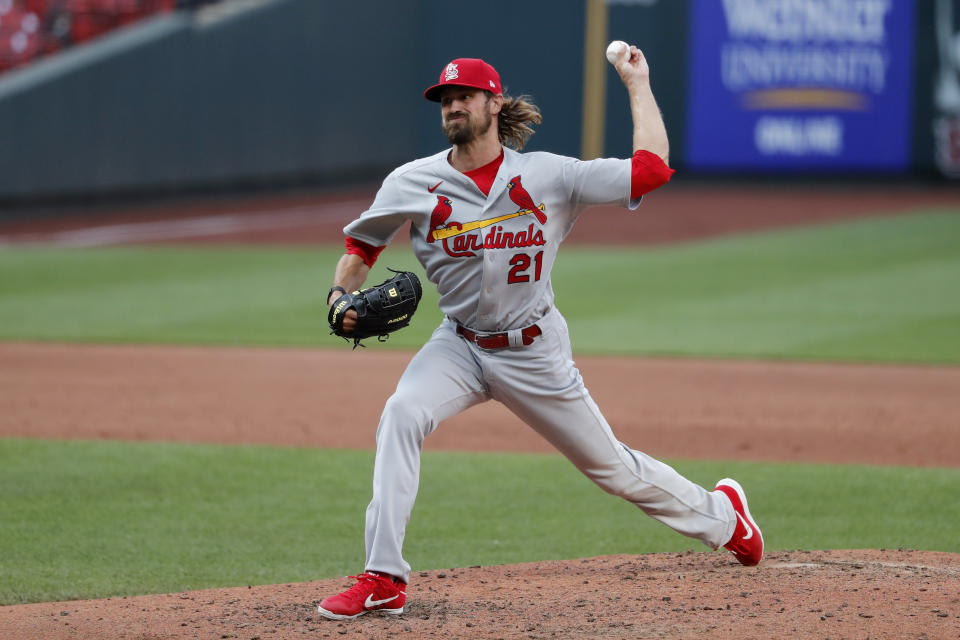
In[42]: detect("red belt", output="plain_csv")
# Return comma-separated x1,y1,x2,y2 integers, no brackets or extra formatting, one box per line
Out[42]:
456,324,542,350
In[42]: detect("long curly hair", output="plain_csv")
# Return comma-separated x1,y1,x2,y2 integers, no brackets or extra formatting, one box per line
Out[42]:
491,91,542,151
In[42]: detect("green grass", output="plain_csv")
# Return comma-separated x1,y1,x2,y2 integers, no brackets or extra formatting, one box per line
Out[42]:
0,245,389,346
1,438,957,605
1,210,958,362
557,209,960,362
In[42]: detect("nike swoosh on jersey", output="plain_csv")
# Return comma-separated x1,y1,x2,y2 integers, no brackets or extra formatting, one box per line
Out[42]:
364,594,399,608
427,181,443,193
736,512,754,540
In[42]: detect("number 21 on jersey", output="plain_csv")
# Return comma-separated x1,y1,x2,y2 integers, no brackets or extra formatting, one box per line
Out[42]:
507,251,544,284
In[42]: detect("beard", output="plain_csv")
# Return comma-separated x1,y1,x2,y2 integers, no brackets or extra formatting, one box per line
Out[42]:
442,108,493,145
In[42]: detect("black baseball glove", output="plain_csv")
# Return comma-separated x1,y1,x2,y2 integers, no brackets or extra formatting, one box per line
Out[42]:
328,269,423,349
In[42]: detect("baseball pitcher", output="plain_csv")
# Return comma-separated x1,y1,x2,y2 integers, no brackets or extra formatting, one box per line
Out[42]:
319,47,764,620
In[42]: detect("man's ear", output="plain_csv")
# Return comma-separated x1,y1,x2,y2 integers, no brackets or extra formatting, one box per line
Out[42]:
489,93,504,115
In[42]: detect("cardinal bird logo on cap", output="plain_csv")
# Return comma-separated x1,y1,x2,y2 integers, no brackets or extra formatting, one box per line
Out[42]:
507,176,547,224
427,195,453,243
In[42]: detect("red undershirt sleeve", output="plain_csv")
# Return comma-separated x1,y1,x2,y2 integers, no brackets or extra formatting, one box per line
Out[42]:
631,150,675,199
344,236,386,268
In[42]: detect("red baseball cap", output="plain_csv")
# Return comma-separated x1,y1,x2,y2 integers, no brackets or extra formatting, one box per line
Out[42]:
424,58,502,102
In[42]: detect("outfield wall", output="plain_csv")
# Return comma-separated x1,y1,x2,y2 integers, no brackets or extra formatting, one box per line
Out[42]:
0,0,956,204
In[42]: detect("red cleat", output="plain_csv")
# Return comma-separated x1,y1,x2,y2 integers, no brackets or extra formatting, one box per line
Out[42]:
317,572,406,620
715,478,764,566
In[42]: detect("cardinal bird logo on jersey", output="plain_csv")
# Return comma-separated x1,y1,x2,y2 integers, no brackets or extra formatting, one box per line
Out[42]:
507,176,547,224
428,175,548,257
427,195,453,243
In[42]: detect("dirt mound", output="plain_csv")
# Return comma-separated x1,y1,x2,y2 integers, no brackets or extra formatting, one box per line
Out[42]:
2,550,957,639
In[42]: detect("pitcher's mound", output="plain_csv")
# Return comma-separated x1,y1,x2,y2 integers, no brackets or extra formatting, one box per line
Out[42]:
3,549,958,639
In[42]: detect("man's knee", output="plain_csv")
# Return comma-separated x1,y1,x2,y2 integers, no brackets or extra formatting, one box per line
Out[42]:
377,392,433,443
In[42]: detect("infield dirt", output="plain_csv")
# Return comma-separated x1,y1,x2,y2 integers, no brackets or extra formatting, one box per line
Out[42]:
2,550,958,639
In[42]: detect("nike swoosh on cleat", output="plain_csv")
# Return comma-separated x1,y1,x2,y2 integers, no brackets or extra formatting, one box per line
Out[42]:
736,512,754,540
427,181,443,193
364,594,399,608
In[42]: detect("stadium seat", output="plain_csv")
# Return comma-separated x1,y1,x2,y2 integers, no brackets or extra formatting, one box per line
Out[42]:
0,0,179,74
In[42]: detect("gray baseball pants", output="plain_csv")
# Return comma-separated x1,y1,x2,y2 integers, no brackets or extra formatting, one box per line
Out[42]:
364,307,736,583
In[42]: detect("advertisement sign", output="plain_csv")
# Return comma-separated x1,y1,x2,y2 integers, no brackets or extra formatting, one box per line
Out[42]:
686,0,915,171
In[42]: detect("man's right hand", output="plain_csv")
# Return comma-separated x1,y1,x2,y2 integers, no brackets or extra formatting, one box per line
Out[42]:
328,290,358,334
328,252,372,337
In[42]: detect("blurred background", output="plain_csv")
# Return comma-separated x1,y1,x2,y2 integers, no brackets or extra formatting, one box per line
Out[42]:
0,0,957,211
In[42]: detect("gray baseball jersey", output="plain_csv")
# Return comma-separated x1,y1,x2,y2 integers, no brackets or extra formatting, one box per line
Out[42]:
345,147,638,331
343,146,737,584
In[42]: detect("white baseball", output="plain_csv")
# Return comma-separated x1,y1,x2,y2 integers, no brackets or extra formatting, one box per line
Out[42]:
605,40,629,65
